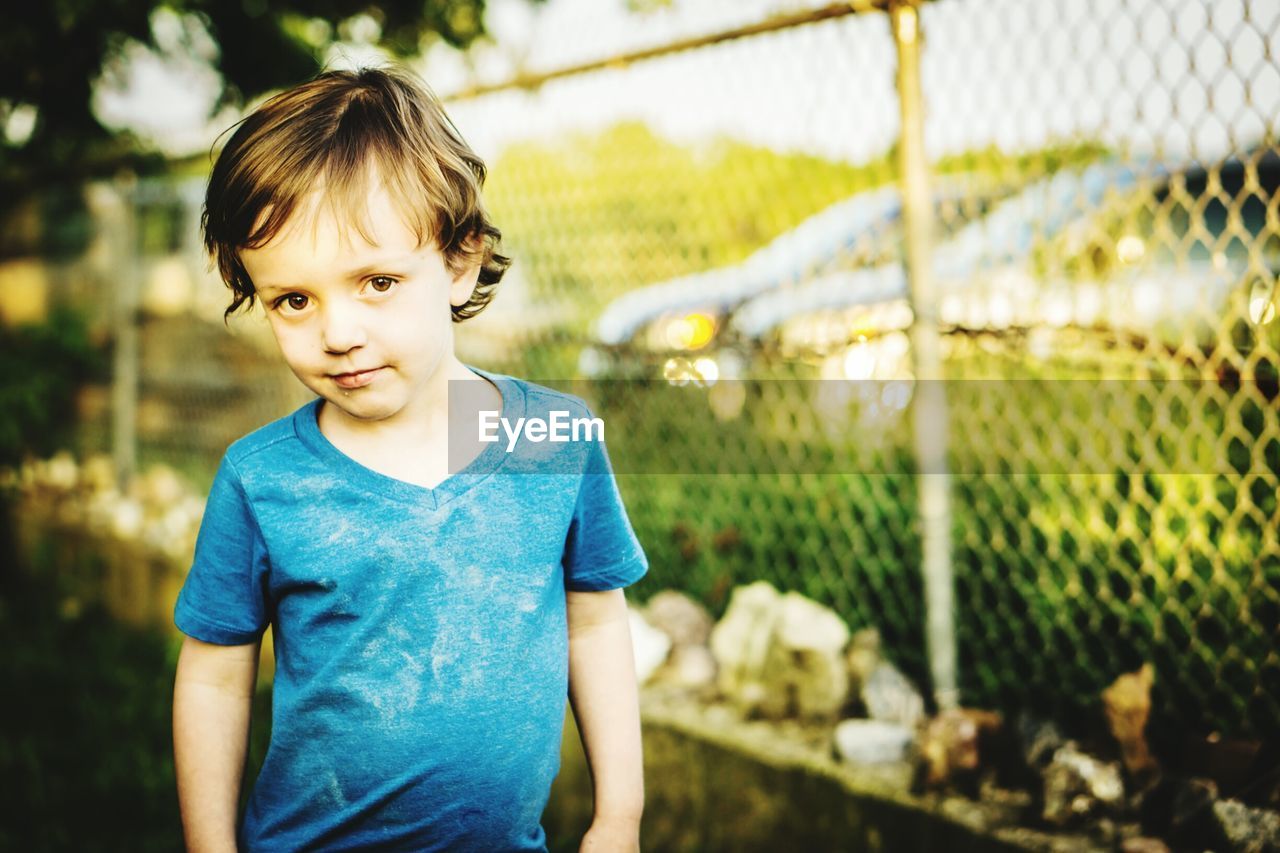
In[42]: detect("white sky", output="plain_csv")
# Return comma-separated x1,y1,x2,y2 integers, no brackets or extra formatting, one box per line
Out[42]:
87,0,1280,166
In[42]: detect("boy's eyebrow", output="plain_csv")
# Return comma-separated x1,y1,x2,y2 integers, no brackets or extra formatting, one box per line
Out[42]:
255,256,416,295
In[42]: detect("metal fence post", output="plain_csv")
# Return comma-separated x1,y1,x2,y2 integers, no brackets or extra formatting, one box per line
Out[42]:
891,0,957,711
111,171,139,493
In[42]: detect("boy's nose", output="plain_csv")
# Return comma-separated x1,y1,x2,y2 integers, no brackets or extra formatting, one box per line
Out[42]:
321,307,368,354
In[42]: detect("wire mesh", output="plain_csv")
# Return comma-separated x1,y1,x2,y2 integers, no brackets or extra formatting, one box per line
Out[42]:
4,0,1278,739
445,0,1280,738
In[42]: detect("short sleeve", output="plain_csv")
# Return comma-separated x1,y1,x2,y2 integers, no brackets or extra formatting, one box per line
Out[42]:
562,423,649,592
174,453,272,644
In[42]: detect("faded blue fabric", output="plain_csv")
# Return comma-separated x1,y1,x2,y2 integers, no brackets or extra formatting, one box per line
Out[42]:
174,366,648,852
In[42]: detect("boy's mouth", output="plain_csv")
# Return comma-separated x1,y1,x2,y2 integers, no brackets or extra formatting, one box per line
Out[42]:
330,367,384,389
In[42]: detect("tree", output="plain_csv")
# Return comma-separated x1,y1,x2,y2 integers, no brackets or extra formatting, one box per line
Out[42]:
0,0,540,201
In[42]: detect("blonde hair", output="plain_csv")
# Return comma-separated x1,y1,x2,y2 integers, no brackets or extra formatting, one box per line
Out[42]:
201,65,509,322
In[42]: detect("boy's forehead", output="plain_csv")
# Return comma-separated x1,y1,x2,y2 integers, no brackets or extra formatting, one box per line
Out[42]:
250,181,423,256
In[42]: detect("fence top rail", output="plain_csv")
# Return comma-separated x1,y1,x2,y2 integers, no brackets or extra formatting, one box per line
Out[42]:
441,1,894,102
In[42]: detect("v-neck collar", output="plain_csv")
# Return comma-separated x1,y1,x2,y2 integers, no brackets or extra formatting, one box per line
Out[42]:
291,364,526,512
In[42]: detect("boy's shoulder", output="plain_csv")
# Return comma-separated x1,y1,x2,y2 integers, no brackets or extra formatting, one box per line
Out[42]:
478,368,595,422
221,399,312,472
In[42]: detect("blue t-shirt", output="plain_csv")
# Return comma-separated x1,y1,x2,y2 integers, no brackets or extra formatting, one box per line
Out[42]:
174,366,648,851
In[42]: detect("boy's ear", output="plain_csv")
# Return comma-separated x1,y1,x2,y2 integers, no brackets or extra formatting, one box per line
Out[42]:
448,236,484,307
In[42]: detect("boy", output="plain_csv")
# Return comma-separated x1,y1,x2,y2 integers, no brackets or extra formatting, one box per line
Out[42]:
172,65,648,852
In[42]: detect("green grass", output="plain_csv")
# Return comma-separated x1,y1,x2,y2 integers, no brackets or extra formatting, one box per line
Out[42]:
0,541,272,852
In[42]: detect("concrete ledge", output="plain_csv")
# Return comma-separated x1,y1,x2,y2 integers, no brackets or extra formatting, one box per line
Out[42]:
548,691,1104,853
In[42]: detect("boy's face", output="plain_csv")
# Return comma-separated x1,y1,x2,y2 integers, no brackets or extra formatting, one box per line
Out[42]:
239,175,480,428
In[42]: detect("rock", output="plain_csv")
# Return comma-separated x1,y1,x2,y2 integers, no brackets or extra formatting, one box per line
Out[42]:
980,713,1064,798
84,488,124,536
1249,742,1280,809
110,497,145,540
134,463,187,509
862,661,925,729
1249,741,1280,810
81,453,116,493
150,499,204,560
1178,733,1275,806
1103,663,1159,779
711,526,741,553
709,581,783,715
834,719,915,766
916,708,1003,792
1042,744,1124,827
44,451,79,491
651,645,717,690
628,609,671,684
1120,837,1170,853
757,592,850,720
670,522,699,562
1210,799,1280,852
644,590,714,647
1139,774,1219,844
708,583,852,720
845,627,881,693
1142,780,1280,851
1017,714,1065,772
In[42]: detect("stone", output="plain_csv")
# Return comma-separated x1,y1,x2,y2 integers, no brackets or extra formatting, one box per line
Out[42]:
709,581,783,714
709,584,853,720
862,661,925,729
1042,744,1124,827
1017,714,1065,772
135,463,187,510
834,719,915,766
845,627,882,690
661,644,717,688
1103,663,1159,779
84,488,124,536
1138,774,1218,844
644,590,714,647
1210,799,1280,852
757,592,851,720
917,708,1003,790
81,453,116,493
110,497,145,540
44,451,79,491
629,609,671,684
1120,837,1171,853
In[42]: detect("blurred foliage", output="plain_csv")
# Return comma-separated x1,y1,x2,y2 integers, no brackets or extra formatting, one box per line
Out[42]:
485,123,1110,335
0,0,545,212
929,139,1110,182
0,189,100,260
942,345,1280,737
600,339,1280,737
488,121,891,311
0,567,182,851
0,308,108,469
0,535,274,851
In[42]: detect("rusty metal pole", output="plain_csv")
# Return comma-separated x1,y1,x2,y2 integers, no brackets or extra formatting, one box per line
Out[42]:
111,170,139,494
891,0,957,711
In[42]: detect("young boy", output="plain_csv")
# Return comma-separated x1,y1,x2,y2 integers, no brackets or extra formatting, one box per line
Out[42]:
172,65,649,852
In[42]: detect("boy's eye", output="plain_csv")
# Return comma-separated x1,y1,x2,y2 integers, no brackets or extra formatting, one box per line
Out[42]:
276,293,308,312
368,276,397,293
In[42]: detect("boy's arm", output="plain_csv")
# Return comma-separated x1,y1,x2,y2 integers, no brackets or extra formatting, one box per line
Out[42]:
173,635,261,853
566,588,644,850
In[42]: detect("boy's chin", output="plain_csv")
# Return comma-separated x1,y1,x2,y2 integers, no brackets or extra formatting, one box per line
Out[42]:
309,384,400,421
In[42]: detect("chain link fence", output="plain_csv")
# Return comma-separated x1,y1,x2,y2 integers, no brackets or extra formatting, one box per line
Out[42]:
452,0,1280,741
1,173,312,492
4,0,1277,741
